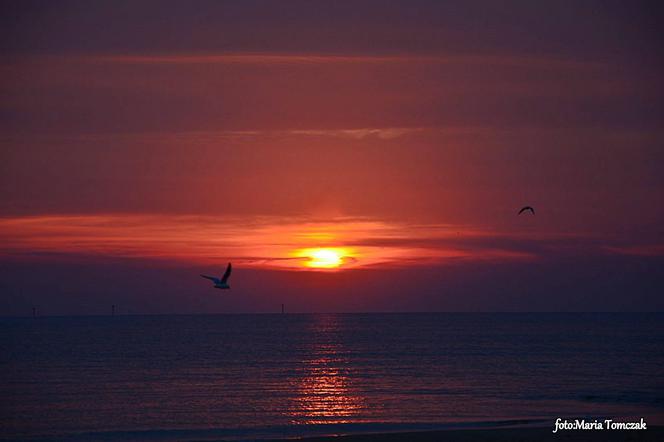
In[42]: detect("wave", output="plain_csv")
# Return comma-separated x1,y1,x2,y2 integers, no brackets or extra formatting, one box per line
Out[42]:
577,392,664,407
520,390,664,408
13,420,549,442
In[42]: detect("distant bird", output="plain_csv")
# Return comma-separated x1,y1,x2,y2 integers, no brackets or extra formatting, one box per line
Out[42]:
518,206,535,215
201,263,232,289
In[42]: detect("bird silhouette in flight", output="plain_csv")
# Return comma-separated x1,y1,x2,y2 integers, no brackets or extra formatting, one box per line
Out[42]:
518,206,535,215
201,263,232,289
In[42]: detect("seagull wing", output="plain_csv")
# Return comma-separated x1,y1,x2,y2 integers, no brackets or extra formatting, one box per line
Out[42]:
220,263,232,284
201,274,221,284
518,206,534,215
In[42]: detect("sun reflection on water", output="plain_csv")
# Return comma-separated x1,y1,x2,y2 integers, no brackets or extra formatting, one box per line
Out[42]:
289,316,365,424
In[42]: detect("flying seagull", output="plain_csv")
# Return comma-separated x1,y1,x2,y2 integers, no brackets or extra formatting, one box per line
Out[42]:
518,206,535,215
201,263,232,289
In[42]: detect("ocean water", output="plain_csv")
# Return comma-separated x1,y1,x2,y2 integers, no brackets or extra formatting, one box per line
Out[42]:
1,313,663,441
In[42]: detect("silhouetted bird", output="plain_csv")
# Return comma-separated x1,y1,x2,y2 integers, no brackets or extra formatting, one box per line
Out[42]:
518,206,535,215
201,263,232,289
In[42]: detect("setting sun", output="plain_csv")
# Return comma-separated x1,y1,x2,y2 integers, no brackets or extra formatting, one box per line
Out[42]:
302,248,346,269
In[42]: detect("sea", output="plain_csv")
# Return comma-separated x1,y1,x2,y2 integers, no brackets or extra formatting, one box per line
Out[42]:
1,313,663,441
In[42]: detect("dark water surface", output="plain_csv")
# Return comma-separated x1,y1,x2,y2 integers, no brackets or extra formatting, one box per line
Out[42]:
1,313,663,440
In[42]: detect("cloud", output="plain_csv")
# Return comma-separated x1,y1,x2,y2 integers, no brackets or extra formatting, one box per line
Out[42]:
284,127,423,139
4,214,656,270
603,245,664,257
0,214,542,269
87,53,602,70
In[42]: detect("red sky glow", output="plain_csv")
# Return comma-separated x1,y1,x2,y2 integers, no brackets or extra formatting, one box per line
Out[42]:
1,1,663,314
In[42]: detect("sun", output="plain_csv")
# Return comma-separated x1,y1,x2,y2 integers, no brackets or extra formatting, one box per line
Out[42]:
303,248,345,269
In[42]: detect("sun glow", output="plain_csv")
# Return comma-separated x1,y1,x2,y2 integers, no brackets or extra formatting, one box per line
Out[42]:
0,214,537,270
302,248,346,269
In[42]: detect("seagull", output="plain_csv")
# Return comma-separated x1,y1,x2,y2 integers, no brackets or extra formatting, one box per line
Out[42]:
518,206,535,215
201,263,232,289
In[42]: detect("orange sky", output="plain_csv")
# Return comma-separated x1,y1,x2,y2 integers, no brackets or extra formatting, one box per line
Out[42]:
0,214,540,269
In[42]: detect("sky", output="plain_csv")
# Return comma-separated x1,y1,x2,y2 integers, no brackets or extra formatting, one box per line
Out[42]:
1,0,663,314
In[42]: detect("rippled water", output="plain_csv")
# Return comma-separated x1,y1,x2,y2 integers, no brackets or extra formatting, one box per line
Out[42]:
1,313,663,440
